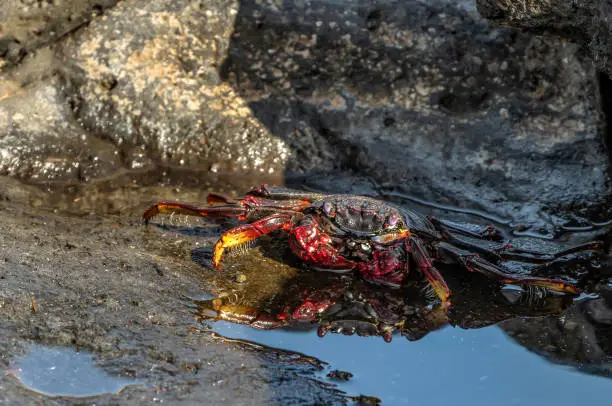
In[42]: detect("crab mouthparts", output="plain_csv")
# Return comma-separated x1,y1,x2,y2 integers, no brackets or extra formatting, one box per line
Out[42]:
372,229,411,244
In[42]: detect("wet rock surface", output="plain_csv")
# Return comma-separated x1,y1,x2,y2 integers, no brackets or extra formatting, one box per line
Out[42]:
0,66,120,182
59,0,289,175
1,0,290,182
0,1,118,69
477,0,612,77
501,282,612,378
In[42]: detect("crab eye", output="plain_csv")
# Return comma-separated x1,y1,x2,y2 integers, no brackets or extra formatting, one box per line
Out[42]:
360,243,371,252
323,201,335,217
347,240,356,248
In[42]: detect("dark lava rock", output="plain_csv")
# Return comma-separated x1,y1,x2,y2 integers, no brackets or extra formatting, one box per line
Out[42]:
221,0,611,233
350,394,382,406
1,0,288,183
477,0,612,77
501,290,612,378
0,36,25,65
0,0,119,68
328,369,354,381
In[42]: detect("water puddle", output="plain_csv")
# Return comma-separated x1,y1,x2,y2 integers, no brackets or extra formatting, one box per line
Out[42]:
189,272,612,405
205,320,612,405
8,344,139,398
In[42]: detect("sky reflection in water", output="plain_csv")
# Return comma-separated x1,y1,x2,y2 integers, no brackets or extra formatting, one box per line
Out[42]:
212,321,612,405
12,345,138,398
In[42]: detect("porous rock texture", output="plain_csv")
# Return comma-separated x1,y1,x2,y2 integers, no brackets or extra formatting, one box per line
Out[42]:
477,0,612,77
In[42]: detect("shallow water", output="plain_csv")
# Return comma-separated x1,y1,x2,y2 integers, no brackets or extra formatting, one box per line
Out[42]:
10,344,139,397
207,319,612,405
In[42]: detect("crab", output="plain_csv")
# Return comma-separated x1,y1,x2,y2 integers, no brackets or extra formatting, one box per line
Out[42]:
143,184,601,302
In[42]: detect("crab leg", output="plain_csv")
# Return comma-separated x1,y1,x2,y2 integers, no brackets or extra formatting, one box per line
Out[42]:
207,193,236,205
209,192,315,215
205,184,326,206
441,230,601,264
212,213,293,269
409,238,451,303
429,217,504,241
248,184,327,202
437,243,580,295
143,202,247,223
144,184,322,224
143,199,305,224
495,241,601,263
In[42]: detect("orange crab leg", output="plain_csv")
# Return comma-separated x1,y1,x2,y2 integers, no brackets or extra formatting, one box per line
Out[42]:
212,213,293,269
143,202,246,223
499,277,579,295
207,193,235,206
488,262,579,294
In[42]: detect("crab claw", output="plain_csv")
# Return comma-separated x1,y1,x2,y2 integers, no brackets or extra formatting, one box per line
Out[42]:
290,222,356,270
212,225,263,269
211,213,293,269
216,305,288,329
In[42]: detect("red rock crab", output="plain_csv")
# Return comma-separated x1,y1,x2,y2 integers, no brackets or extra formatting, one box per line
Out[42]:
143,184,600,302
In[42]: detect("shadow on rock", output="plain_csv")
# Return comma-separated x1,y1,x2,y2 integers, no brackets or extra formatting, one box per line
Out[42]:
477,0,612,78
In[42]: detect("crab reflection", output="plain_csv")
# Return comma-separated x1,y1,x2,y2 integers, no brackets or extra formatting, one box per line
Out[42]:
193,269,576,343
